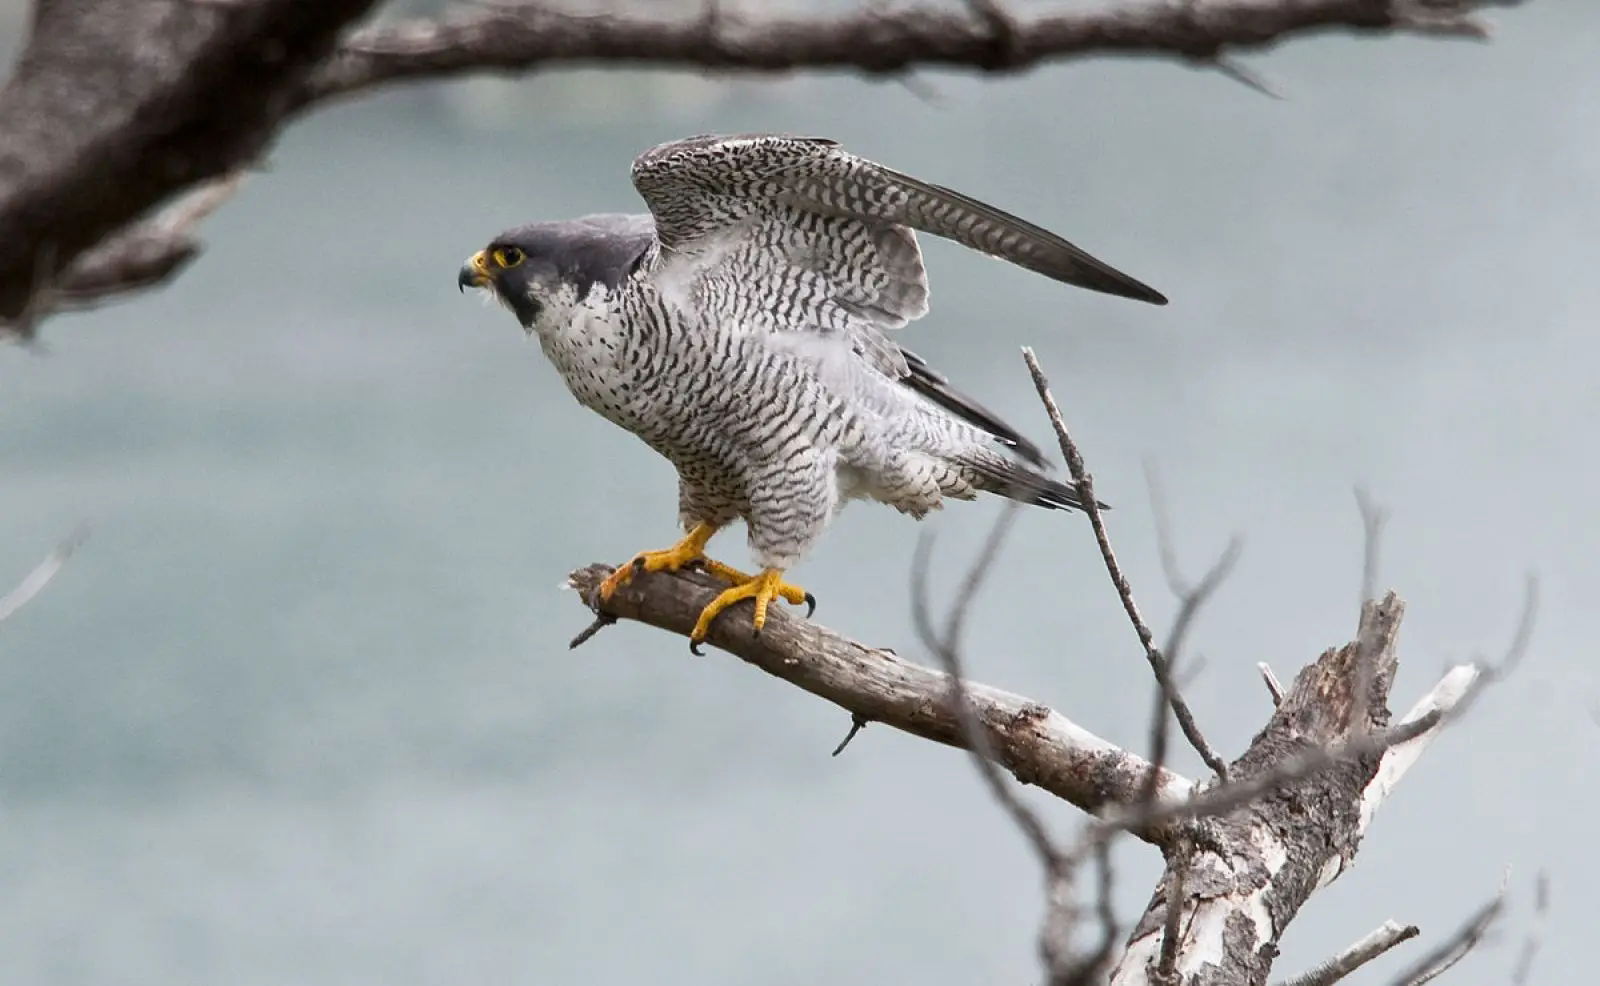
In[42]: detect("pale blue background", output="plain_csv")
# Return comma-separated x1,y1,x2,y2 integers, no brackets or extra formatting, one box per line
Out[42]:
2,2,1593,983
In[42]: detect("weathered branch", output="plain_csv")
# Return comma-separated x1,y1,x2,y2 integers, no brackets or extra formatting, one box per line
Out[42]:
308,0,1509,103
567,562,1194,840
1274,920,1420,986
1108,595,1480,986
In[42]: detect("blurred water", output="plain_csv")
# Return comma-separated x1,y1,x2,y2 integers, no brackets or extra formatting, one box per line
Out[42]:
3,4,1597,983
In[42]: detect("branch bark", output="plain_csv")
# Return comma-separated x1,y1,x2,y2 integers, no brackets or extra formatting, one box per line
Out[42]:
567,562,1194,840
308,0,1506,102
1108,596,1475,986
0,0,1517,333
1274,920,1420,986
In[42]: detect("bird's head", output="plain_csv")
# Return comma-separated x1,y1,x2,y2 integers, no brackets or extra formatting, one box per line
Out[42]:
458,215,655,333
458,226,566,329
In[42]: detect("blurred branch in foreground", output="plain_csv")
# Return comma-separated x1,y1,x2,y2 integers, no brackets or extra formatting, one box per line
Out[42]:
0,0,1521,337
0,528,87,624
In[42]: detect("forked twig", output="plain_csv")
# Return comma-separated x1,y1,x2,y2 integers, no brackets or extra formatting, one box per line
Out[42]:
1023,347,1231,782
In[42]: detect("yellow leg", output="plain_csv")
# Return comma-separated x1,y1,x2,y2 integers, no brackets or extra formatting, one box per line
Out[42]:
688,567,813,654
698,558,754,585
597,522,719,602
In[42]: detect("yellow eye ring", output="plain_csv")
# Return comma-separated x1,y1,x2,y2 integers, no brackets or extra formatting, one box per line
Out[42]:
492,246,525,269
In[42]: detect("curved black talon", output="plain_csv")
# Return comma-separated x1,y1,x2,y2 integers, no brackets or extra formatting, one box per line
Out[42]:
802,592,817,618
689,638,706,656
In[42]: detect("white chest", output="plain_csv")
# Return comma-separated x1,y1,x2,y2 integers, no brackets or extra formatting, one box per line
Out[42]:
531,286,634,416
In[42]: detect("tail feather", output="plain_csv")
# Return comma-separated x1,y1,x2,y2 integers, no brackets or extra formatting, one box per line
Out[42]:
955,453,1108,512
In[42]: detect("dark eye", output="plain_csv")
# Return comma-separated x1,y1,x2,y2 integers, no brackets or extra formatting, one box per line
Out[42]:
492,246,525,268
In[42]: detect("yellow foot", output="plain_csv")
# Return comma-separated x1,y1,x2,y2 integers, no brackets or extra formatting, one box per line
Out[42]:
688,567,814,655
597,523,719,603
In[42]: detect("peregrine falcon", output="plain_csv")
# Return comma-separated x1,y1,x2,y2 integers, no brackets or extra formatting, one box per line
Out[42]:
459,134,1163,650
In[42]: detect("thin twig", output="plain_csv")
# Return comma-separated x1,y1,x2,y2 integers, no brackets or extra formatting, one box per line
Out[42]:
1207,55,1283,97
1481,574,1539,683
1143,462,1190,596
1386,877,1507,986
1273,919,1420,986
1138,540,1242,806
1510,871,1549,986
1354,487,1389,607
1023,346,1231,783
1155,840,1193,982
568,610,617,649
0,527,89,624
911,508,1059,871
1083,840,1120,980
1258,662,1285,706
912,510,1097,983
830,713,870,756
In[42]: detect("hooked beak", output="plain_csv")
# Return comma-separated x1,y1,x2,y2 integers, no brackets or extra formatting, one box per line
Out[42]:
457,250,491,293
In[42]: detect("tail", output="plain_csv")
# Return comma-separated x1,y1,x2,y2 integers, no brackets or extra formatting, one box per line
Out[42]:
955,452,1109,512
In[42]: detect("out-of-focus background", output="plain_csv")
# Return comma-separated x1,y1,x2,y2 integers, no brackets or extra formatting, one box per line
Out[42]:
3,2,1594,983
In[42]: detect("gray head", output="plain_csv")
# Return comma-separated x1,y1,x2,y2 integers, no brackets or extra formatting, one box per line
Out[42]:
457,213,655,327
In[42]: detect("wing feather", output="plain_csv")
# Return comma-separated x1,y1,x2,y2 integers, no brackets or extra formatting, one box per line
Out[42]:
628,133,1163,456
632,133,1165,305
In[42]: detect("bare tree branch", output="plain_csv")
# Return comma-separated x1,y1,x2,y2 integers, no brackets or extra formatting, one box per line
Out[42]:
571,556,1512,986
1386,880,1507,986
567,562,1194,842
0,0,1525,333
1023,346,1231,782
307,0,1511,103
1274,919,1420,986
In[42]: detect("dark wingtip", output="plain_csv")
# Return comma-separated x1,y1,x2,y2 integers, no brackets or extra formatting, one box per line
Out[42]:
1088,270,1167,306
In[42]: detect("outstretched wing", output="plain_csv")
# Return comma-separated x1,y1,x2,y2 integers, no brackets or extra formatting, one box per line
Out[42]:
632,133,1165,311
629,133,1161,451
